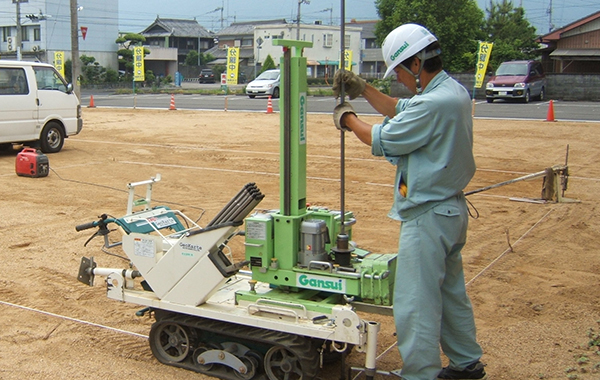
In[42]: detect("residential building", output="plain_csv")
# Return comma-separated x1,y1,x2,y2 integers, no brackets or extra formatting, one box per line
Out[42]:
0,0,118,70
138,17,215,80
140,17,215,63
205,21,362,81
349,19,384,79
538,10,600,74
207,19,287,80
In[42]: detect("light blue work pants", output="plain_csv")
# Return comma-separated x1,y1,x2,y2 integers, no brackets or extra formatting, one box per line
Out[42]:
393,193,483,380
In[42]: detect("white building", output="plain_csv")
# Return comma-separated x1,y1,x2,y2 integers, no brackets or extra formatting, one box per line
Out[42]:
0,0,118,70
253,23,362,78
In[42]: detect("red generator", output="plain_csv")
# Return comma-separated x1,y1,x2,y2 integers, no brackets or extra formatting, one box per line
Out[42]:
16,148,49,178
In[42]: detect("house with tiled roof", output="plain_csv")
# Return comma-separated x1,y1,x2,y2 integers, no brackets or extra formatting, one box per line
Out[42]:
141,17,215,63
205,19,287,80
538,10,600,73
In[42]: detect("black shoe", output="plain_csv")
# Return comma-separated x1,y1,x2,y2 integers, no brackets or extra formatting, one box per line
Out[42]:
437,361,488,380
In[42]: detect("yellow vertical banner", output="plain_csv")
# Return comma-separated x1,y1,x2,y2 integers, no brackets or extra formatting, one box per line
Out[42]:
133,46,145,82
474,42,493,88
340,50,353,71
54,51,65,78
226,47,240,85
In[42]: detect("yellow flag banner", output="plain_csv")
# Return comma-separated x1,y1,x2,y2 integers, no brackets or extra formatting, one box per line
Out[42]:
474,42,493,88
133,46,145,82
340,50,353,71
226,47,240,85
54,51,65,79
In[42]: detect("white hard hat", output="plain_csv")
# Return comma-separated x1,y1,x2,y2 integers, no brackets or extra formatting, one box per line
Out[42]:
382,24,438,79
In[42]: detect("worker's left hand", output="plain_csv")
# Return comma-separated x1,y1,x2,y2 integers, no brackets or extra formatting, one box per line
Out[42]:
333,103,356,132
332,70,366,100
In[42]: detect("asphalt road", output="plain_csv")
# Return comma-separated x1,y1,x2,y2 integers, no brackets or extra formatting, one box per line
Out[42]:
81,87,600,122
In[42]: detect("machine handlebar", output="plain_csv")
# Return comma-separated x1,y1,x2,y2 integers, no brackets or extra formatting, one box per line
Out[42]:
75,221,98,231
75,214,114,232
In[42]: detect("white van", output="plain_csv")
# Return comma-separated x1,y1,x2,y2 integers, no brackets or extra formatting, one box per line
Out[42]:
0,60,82,153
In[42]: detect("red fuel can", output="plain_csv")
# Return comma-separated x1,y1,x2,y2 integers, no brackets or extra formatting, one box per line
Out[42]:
16,148,49,178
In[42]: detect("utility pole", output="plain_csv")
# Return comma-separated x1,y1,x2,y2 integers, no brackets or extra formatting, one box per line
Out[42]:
14,0,24,61
547,0,554,32
70,0,81,99
296,0,310,40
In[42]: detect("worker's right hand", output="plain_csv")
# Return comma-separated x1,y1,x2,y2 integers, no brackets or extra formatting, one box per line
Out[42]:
333,103,356,132
332,70,366,100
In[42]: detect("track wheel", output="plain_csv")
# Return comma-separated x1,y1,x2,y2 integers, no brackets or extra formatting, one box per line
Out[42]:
235,355,258,380
150,322,190,362
193,346,214,370
265,345,304,380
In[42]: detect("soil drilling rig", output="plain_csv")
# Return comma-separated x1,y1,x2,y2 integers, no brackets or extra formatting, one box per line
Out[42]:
76,39,397,380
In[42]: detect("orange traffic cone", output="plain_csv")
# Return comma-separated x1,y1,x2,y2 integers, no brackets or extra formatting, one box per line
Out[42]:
545,100,556,122
88,94,96,108
266,96,273,114
169,94,176,110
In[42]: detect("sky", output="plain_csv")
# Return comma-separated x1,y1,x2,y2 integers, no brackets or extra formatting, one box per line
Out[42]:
116,0,598,36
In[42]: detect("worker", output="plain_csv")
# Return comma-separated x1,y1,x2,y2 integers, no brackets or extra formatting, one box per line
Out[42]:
332,24,487,380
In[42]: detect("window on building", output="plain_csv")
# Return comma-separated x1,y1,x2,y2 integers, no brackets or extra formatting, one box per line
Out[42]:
365,38,378,49
344,34,350,49
21,26,29,41
323,33,333,48
33,26,41,41
2,27,11,42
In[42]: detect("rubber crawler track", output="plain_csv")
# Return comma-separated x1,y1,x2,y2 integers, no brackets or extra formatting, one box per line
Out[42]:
148,309,320,380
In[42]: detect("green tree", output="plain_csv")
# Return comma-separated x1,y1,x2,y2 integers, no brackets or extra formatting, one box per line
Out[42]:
115,33,150,75
184,50,216,66
375,0,486,72
484,0,540,71
261,54,276,73
185,50,199,66
80,55,105,85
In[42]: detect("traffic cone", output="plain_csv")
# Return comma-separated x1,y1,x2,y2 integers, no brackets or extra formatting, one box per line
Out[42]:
169,94,176,110
266,96,273,114
88,94,96,108
545,100,556,122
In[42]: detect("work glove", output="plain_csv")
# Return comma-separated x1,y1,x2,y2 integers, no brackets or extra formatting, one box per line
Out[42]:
333,103,356,132
332,70,366,100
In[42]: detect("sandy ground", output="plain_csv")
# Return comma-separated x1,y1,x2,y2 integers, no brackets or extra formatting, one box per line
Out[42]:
1,107,599,380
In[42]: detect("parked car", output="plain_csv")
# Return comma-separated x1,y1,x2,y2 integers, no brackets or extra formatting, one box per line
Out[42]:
485,60,546,103
238,71,247,84
0,60,82,153
246,69,280,98
198,69,215,84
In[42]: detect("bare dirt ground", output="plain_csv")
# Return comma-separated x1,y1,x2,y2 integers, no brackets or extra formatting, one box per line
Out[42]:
1,107,600,380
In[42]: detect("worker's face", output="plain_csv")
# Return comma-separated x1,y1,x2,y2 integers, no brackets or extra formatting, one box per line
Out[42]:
393,58,420,94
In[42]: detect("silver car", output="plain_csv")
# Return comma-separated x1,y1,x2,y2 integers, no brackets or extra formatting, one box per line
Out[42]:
246,69,280,98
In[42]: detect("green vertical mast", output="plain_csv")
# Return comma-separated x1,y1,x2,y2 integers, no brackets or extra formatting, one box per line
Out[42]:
273,39,312,217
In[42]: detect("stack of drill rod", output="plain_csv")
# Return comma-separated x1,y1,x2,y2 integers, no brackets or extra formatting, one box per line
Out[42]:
206,183,264,227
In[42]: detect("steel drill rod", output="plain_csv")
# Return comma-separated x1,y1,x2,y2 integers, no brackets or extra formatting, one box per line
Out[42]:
208,190,248,226
465,165,567,196
207,183,256,226
209,183,253,223
225,189,262,223
216,187,262,225
212,188,255,226
232,193,265,223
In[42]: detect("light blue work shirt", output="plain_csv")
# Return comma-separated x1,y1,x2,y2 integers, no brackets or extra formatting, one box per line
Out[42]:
371,71,476,221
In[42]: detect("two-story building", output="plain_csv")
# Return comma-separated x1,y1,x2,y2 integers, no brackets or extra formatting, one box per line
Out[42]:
0,0,118,69
205,20,362,81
